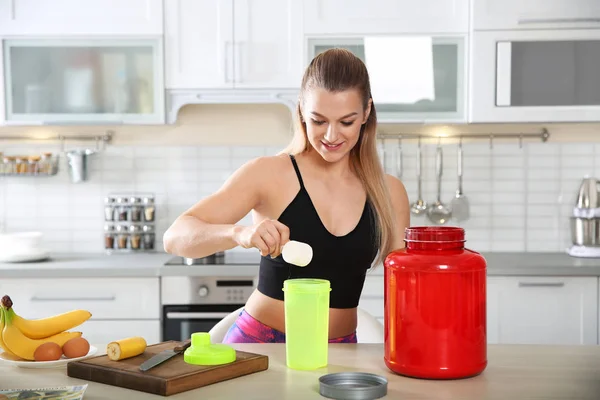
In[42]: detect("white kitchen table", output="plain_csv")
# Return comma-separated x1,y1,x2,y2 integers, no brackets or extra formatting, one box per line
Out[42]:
1,343,599,399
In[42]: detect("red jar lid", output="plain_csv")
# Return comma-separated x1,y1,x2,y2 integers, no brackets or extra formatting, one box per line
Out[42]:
404,226,465,243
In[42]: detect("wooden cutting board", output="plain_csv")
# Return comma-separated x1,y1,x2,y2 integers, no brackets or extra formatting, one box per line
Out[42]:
66,341,269,396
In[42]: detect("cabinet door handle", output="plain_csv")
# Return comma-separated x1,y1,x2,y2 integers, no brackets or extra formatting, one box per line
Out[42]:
518,282,565,288
224,41,232,83
31,296,116,302
518,18,600,25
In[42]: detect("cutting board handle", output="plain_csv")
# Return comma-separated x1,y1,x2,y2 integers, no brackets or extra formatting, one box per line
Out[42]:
174,339,192,352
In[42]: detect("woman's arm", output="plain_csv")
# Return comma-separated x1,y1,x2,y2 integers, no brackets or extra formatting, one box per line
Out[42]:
163,157,274,258
385,174,411,251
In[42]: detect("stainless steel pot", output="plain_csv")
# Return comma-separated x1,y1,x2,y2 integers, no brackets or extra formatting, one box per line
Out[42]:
183,252,225,266
570,217,600,246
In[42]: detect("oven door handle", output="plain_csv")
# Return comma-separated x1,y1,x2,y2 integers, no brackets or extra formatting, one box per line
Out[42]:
165,312,233,319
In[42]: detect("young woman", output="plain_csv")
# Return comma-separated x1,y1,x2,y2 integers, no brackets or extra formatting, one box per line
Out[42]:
163,48,410,343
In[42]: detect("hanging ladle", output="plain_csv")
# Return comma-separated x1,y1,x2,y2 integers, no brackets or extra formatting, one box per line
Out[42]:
410,136,427,215
427,138,452,224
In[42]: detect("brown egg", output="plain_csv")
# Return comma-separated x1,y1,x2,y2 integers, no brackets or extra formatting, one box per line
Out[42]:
33,342,63,361
62,337,90,359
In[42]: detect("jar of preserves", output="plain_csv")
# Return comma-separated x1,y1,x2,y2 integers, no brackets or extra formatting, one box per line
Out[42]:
383,226,487,380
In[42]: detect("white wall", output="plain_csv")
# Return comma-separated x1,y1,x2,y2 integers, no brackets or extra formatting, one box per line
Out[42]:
0,104,598,254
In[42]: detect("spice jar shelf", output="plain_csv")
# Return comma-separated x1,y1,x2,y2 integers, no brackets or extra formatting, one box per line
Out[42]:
0,154,59,176
104,193,156,254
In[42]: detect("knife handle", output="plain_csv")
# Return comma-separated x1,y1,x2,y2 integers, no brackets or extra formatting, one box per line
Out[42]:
174,339,192,352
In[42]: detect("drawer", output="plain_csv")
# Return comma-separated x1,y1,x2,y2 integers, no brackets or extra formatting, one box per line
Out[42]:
79,320,161,347
0,278,159,320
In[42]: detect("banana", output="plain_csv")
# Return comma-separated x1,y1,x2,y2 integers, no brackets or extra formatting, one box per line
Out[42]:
1,295,91,339
107,336,147,361
2,308,82,361
0,308,17,357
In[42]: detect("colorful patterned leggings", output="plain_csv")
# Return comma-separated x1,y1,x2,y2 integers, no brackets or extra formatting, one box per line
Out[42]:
221,309,358,344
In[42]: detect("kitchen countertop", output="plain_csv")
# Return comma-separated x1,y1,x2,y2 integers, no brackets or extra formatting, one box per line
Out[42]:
2,343,599,399
1,251,600,279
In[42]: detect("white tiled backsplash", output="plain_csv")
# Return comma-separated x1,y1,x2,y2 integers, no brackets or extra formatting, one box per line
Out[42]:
0,141,596,254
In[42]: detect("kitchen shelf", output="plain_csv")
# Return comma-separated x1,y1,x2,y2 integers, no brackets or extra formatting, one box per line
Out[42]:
0,154,59,176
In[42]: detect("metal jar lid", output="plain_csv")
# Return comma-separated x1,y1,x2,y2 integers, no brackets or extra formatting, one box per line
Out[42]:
319,372,388,400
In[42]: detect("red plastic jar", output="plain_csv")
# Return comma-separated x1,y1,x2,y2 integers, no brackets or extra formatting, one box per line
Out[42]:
383,226,487,379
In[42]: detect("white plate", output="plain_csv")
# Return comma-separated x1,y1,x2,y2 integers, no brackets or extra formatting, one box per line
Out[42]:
0,345,97,368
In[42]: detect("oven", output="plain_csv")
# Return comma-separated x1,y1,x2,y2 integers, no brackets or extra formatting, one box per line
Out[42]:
160,275,257,342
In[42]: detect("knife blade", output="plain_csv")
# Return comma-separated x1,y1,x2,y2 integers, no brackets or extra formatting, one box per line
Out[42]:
139,339,191,372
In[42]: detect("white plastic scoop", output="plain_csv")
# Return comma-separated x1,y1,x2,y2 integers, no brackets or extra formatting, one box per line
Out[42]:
282,240,313,267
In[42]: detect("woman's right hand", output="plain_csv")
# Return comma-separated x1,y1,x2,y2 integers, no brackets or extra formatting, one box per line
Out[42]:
234,219,290,257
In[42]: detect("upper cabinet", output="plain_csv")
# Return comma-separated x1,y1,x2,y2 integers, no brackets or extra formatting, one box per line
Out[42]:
3,39,165,124
307,36,467,123
470,29,600,122
473,0,600,31
303,0,469,34
164,0,304,90
0,0,163,36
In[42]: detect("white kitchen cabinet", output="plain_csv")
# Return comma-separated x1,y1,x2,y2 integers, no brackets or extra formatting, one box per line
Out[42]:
78,320,161,347
486,276,598,345
2,38,165,124
470,30,600,123
0,0,163,36
0,277,160,320
473,0,600,31
164,0,303,90
307,35,467,123
0,38,5,125
303,0,469,34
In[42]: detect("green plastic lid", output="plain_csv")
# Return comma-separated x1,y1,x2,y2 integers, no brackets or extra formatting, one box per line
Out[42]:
184,332,236,366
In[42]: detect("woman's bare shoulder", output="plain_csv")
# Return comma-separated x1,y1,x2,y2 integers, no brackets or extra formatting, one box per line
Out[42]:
384,174,409,204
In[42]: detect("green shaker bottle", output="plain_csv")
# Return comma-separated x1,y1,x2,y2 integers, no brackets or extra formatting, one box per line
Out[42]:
282,278,331,370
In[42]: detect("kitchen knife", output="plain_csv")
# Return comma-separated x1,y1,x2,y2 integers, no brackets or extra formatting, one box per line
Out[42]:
139,339,192,371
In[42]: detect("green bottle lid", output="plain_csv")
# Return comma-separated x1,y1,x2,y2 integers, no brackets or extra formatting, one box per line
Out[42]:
184,332,236,366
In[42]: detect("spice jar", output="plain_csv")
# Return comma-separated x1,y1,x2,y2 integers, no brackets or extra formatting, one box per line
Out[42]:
384,227,487,380
130,197,143,222
104,224,116,250
104,197,116,221
40,152,53,174
129,225,142,250
116,197,129,221
143,197,155,222
116,225,129,249
3,157,15,175
28,155,40,174
142,225,155,250
15,157,27,174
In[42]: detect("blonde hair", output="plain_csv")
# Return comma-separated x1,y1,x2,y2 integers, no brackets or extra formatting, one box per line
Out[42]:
281,48,394,266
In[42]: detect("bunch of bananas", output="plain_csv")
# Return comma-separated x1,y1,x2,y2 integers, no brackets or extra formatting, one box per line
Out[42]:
0,295,91,361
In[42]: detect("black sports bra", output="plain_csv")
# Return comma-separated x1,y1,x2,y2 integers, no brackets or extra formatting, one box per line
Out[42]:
257,154,379,309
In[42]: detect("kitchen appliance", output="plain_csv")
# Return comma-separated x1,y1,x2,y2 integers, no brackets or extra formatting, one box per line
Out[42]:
567,177,600,258
67,341,269,396
384,226,487,379
161,272,258,342
471,30,600,123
